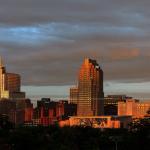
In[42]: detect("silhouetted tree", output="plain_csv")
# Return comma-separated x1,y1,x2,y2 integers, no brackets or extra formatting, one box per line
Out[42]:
0,114,13,129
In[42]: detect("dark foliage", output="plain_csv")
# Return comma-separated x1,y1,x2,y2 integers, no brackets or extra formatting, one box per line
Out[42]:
0,118,149,150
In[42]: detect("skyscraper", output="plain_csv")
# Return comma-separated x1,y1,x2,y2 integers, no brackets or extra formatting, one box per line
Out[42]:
70,87,78,104
77,58,104,116
6,73,21,92
0,57,7,98
0,57,25,99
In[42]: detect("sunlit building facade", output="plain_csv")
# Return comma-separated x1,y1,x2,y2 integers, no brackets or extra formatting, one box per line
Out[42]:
77,58,104,116
104,95,131,115
33,98,77,126
0,58,7,98
70,87,78,104
0,57,25,99
59,116,132,129
118,99,150,118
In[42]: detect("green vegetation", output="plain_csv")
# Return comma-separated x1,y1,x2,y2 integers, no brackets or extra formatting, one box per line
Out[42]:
0,118,149,150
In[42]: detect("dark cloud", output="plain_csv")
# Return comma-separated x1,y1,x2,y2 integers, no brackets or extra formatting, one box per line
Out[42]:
0,0,149,26
0,0,150,87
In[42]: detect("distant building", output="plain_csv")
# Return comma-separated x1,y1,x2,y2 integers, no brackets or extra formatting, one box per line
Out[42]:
0,57,7,98
6,73,20,92
33,98,57,126
72,58,104,116
70,87,78,104
0,57,25,99
33,98,77,126
0,98,33,125
56,100,77,119
104,95,131,115
118,99,150,118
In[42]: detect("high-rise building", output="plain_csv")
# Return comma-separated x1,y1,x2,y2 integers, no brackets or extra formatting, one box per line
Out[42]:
70,87,78,104
0,57,25,99
0,57,7,98
6,73,20,92
77,58,104,116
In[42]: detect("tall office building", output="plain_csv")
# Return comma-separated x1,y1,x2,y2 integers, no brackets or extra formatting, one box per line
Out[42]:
6,73,21,92
0,57,25,99
70,87,78,104
77,58,104,116
0,57,7,98
6,73,25,99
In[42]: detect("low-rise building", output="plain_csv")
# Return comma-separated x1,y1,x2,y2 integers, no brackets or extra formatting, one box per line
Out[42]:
70,87,78,104
33,98,77,126
118,99,150,118
59,116,132,129
0,98,33,125
104,95,131,115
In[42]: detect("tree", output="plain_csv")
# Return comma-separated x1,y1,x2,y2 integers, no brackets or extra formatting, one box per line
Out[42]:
0,114,13,129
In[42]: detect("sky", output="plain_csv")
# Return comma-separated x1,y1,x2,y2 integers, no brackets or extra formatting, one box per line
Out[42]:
1,0,150,99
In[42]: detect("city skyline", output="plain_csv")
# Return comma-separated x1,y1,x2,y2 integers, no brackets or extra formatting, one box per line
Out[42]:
0,1,149,149
1,0,150,98
1,55,150,100
1,56,150,100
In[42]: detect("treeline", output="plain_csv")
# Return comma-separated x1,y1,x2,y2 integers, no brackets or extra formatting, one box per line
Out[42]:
0,118,149,150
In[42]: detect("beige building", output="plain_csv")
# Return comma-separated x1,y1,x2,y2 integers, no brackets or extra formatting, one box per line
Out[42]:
0,57,7,98
118,99,150,118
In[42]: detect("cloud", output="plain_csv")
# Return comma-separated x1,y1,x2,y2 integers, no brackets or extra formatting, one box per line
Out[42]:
1,47,149,86
108,48,140,61
0,0,150,89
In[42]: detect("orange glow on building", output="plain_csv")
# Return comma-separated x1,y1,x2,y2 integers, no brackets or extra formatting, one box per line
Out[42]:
0,57,25,99
70,87,78,104
59,116,132,129
118,99,150,118
77,58,104,116
33,99,77,126
0,57,7,98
